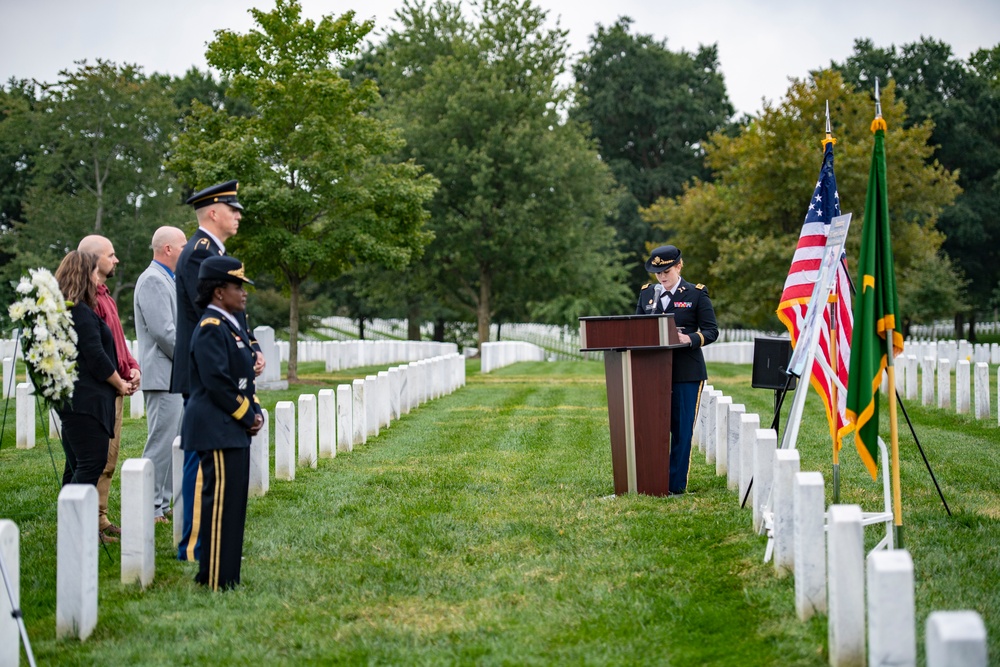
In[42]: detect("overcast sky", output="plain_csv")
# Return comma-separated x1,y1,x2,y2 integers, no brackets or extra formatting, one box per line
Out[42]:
1,0,998,117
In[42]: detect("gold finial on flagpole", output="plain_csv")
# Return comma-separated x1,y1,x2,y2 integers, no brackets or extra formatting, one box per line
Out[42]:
871,78,887,132
822,100,837,148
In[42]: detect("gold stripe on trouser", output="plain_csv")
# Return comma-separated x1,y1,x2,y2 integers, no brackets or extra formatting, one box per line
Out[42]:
685,381,706,490
186,463,204,562
210,450,226,591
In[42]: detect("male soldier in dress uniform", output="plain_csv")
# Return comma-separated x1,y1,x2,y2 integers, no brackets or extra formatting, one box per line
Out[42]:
173,180,265,561
181,255,263,590
635,245,718,494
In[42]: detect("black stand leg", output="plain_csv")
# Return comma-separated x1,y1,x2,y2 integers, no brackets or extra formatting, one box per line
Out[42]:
895,388,951,516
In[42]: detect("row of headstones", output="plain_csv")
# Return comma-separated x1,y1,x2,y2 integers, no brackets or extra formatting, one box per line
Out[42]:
694,387,989,667
0,353,467,652
890,355,999,422
9,378,146,449
702,341,755,364
273,338,458,369
907,339,1000,366
480,341,545,374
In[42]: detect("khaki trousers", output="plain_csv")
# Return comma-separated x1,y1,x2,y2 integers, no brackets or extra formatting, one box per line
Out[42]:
97,395,123,529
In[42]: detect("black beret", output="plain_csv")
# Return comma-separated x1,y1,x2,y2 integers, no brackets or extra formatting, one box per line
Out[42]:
645,245,681,273
185,180,243,211
198,256,254,285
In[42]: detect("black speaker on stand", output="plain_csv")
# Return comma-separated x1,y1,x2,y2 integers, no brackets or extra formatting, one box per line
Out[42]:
752,336,797,437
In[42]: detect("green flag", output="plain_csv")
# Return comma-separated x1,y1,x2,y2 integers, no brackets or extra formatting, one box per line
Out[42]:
845,117,904,480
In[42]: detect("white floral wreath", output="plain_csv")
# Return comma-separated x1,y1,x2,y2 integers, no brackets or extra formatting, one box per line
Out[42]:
7,268,78,408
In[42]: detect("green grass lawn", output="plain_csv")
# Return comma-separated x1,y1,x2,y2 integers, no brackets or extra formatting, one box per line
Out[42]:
0,359,997,665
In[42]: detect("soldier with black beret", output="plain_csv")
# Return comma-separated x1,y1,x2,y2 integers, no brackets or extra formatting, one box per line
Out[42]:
181,255,263,590
174,180,265,562
635,245,718,494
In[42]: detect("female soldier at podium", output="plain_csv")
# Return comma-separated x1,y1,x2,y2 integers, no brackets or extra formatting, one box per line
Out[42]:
635,245,718,494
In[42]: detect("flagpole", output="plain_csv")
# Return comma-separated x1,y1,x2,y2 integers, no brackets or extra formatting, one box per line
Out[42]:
824,101,842,504
874,78,904,549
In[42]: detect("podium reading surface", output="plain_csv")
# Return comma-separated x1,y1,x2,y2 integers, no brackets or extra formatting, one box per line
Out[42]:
580,315,683,496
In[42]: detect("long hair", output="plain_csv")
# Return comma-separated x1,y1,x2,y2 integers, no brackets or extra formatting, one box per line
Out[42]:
55,251,99,309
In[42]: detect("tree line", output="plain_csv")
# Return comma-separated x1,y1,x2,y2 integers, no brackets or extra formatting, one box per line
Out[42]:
2,0,997,379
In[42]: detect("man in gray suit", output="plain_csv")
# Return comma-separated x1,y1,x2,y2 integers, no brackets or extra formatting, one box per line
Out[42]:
134,226,187,522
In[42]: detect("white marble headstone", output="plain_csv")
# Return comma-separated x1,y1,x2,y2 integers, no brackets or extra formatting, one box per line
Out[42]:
867,549,916,667
739,413,760,506
938,358,951,410
249,409,270,497
752,428,777,532
956,359,970,414
2,357,14,399
974,362,990,420
57,485,98,640
793,472,826,621
388,367,402,423
337,384,353,453
298,394,317,469
274,401,296,481
352,379,367,445
15,382,34,449
0,520,19,664
318,389,336,458
171,436,183,547
827,504,865,667
772,449,800,574
726,404,745,491
925,610,988,667
121,458,155,588
365,376,380,437
129,390,145,419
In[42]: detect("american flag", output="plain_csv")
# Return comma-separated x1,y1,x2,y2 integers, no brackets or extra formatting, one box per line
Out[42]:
776,139,855,450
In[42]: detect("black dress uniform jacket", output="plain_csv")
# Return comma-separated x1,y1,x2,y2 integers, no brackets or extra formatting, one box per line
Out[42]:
180,310,262,452
635,278,719,383
172,229,259,394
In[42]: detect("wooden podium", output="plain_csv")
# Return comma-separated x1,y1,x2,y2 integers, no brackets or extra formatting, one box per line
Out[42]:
580,314,684,496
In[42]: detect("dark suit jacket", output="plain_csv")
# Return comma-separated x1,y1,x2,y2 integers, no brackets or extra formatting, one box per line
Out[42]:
172,229,223,395
60,302,118,436
180,309,262,452
172,229,260,395
635,278,718,383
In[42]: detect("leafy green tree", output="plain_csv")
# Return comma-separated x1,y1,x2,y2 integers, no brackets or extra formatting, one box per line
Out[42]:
361,0,630,345
169,0,436,380
1,61,187,331
0,80,38,329
833,38,1000,337
642,70,962,329
572,17,734,283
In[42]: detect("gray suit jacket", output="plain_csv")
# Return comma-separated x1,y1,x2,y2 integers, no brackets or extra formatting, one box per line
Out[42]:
134,261,177,391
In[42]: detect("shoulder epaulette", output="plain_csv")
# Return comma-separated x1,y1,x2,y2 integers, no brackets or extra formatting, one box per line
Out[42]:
641,283,650,289
201,317,221,327
195,238,211,250
696,284,706,291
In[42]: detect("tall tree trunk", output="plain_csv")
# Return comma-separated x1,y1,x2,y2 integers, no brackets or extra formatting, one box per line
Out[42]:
407,304,421,340
433,317,445,342
287,275,300,382
477,268,492,349
969,311,978,344
358,317,366,340
954,312,964,340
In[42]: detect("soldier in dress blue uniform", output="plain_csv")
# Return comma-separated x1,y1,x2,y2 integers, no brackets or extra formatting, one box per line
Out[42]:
635,245,718,494
174,180,265,562
181,255,264,590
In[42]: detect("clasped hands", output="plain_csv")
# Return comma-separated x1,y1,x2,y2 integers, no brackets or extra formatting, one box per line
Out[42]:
247,413,264,437
114,369,141,396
